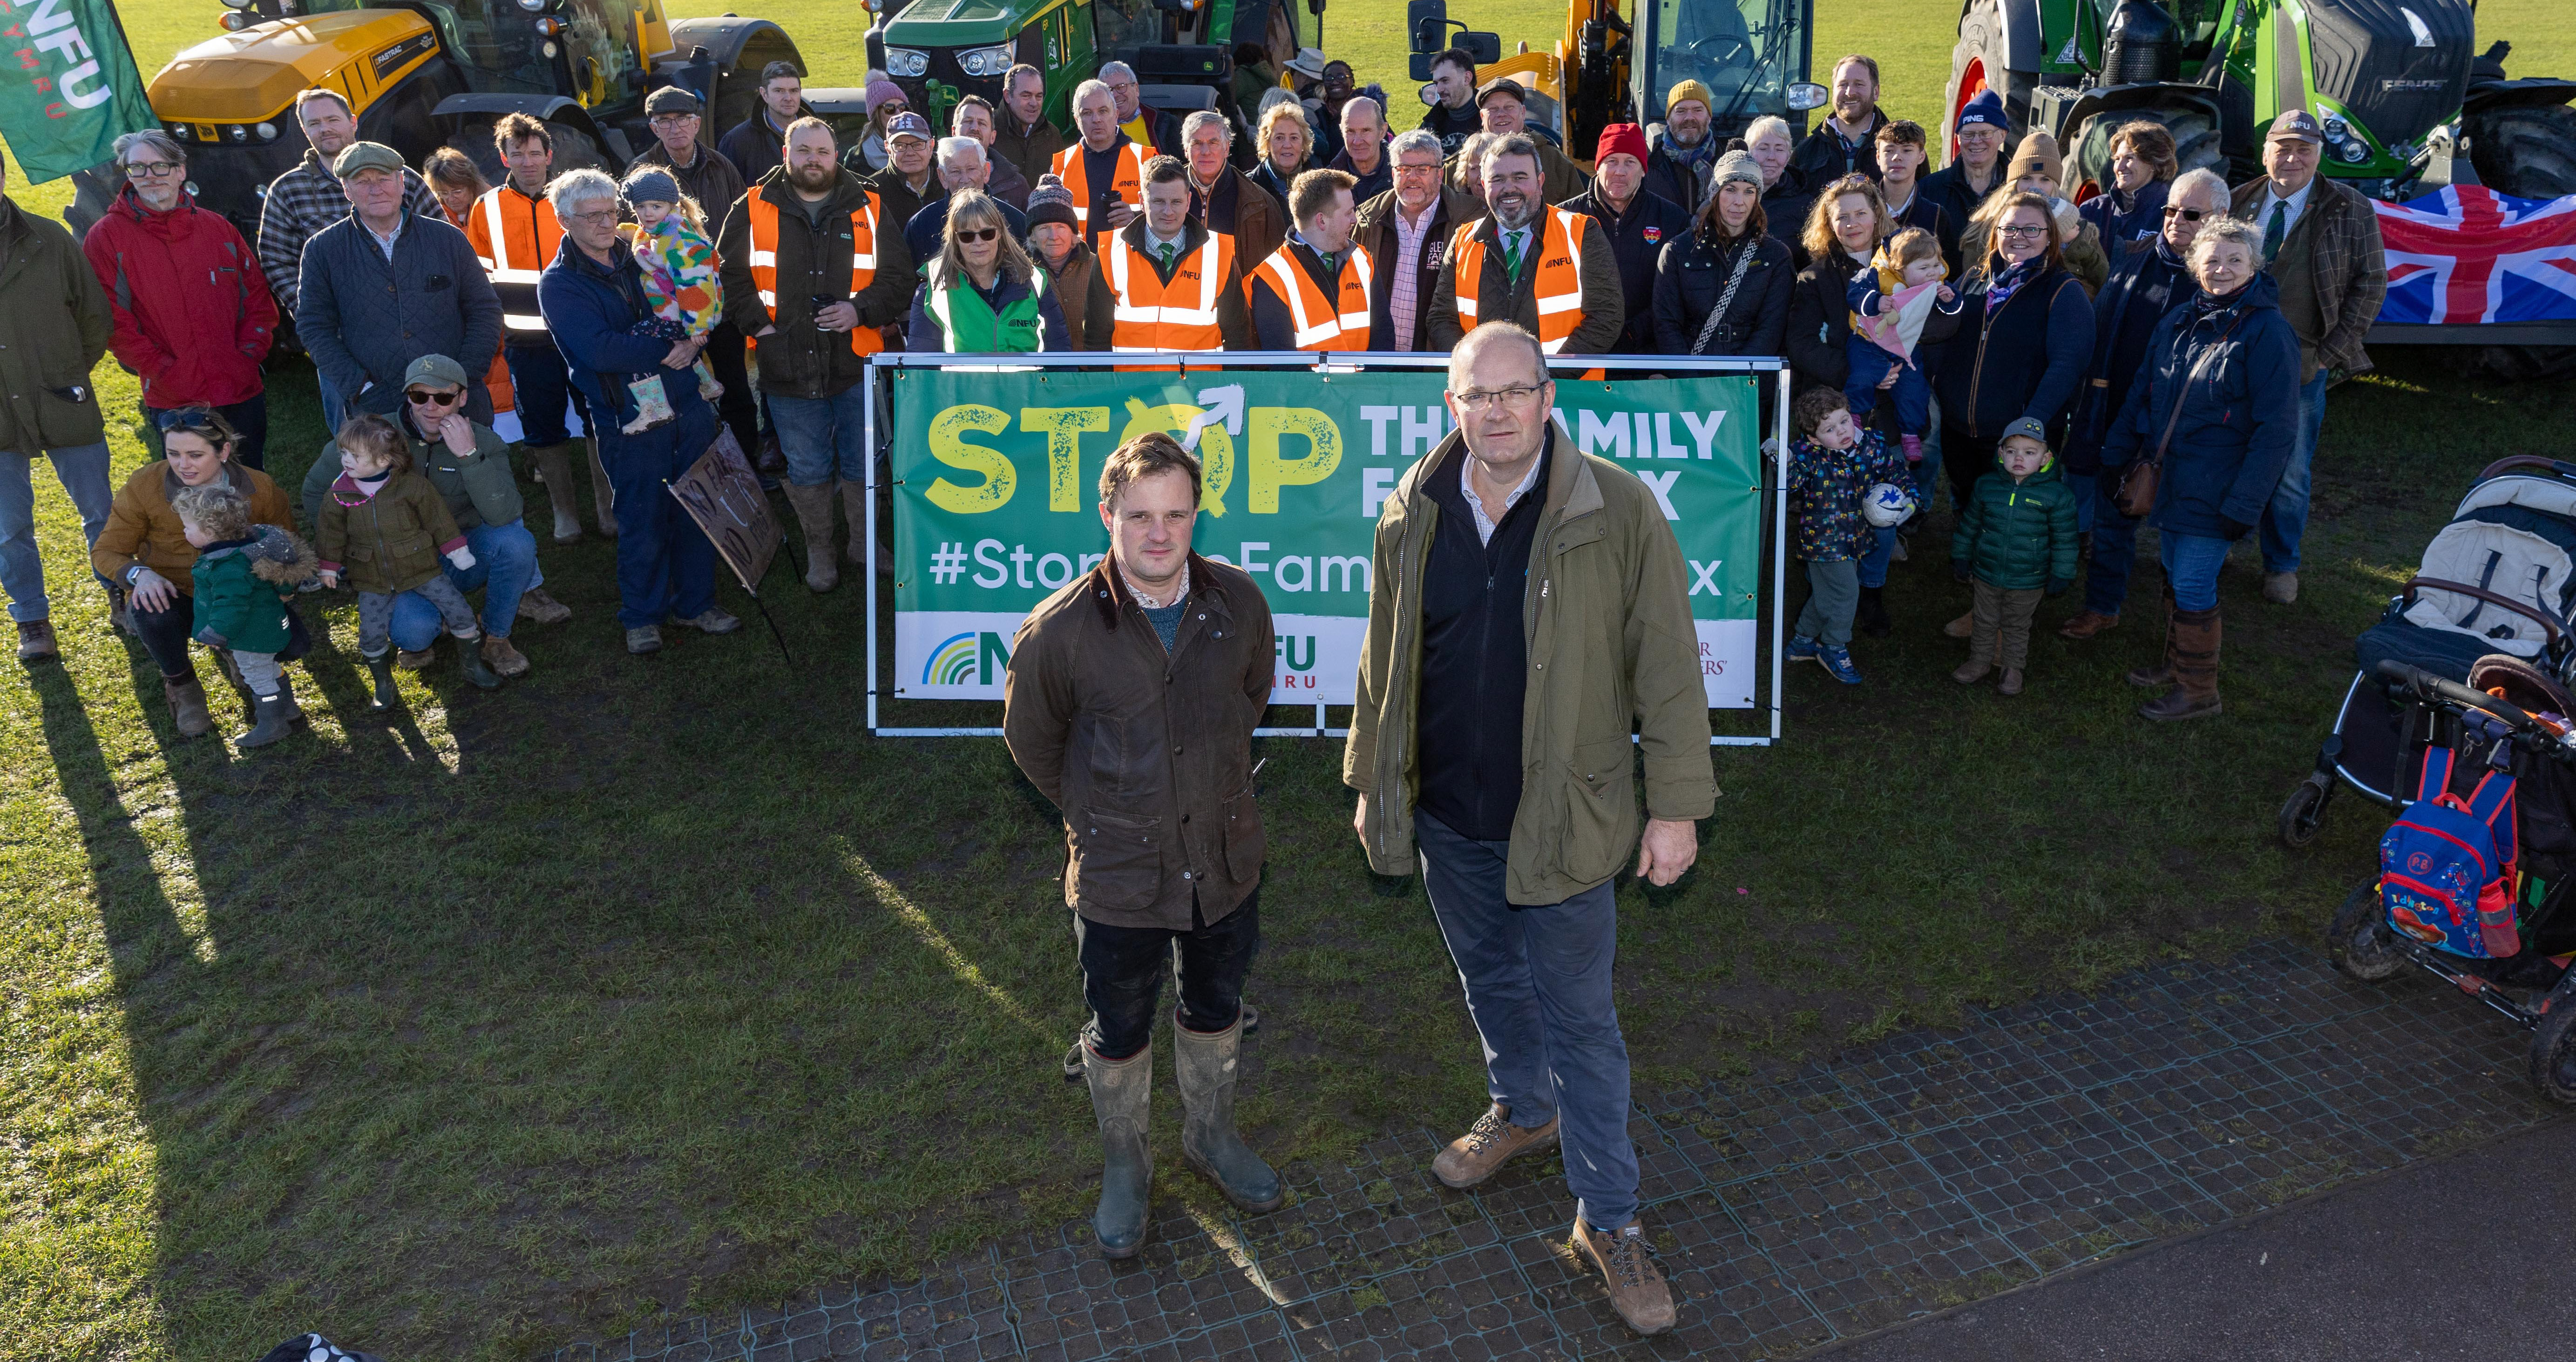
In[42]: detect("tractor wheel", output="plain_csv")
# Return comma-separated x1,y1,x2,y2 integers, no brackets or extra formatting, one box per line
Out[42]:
2468,102,2576,199
2070,103,2222,196
1944,0,2038,149
545,123,605,175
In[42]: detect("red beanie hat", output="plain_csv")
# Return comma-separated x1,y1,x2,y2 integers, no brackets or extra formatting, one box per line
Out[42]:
1596,122,1649,167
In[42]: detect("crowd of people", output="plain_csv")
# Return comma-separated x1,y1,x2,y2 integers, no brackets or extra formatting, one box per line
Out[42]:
1,49,2384,732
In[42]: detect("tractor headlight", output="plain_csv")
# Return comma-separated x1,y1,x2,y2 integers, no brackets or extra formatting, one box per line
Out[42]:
220,11,250,29
218,0,253,9
228,124,249,142
2339,137,2369,164
542,39,558,56
515,0,547,11
885,46,929,77
255,121,277,140
957,43,1013,78
2319,113,2346,139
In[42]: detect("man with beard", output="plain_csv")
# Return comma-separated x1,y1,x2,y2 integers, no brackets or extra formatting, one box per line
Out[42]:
1417,48,1483,153
1644,79,1716,211
1426,136,1622,354
719,118,915,593
1789,54,1890,187
1179,110,1285,271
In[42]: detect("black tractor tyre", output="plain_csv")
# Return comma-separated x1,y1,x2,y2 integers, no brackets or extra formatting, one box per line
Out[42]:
2328,881,2402,983
546,123,605,175
2528,989,2576,1103
2070,102,2223,196
1944,0,2039,148
2467,102,2576,200
65,161,122,239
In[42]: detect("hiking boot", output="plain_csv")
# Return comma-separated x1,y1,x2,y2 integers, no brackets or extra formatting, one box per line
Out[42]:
1572,1216,1677,1336
1082,1043,1154,1259
2264,570,2298,604
163,674,212,738
784,481,840,591
364,653,400,710
670,608,742,635
458,637,502,689
1998,667,2025,697
1174,1015,1284,1213
1952,658,1991,684
2141,606,2222,721
625,625,663,655
1784,634,1820,664
395,648,435,672
1855,585,1891,637
530,443,584,543
480,634,531,678
1817,643,1862,684
16,619,58,662
1943,610,1974,638
235,677,303,749
515,587,571,625
1432,1104,1559,1190
2058,609,2118,640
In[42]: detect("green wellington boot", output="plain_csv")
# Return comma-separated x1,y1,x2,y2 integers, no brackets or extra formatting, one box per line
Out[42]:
1081,1042,1153,1259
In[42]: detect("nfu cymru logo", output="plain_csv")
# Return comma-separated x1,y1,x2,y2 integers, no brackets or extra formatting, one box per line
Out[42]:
923,631,1013,686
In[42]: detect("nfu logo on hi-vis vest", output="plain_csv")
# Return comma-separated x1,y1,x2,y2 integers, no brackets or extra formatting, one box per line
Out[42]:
923,630,1012,686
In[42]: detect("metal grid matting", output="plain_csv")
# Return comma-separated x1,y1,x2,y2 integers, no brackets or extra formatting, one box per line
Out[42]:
545,938,2565,1362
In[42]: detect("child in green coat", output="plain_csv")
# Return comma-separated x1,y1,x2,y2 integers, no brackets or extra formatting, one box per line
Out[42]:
173,482,318,748
1950,417,2079,696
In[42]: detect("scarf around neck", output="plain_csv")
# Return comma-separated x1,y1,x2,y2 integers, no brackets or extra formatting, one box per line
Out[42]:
1983,256,2043,312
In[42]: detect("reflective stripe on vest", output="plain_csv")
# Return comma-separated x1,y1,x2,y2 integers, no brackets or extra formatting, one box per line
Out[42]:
1252,242,1374,350
1103,232,1233,352
1050,141,1150,235
1449,208,1590,353
745,192,886,357
471,185,563,334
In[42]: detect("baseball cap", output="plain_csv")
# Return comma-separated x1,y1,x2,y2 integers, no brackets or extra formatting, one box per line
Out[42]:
402,354,469,391
2268,109,2324,144
2000,417,2049,445
331,141,405,178
644,85,703,116
886,111,933,143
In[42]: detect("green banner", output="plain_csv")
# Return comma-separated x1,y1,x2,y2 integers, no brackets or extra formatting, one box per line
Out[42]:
889,367,1767,707
0,0,158,183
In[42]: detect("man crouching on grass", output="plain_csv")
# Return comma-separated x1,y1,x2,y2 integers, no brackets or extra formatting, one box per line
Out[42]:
1345,321,1713,1335
1003,432,1282,1258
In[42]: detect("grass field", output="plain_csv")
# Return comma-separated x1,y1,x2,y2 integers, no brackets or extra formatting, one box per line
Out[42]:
3,0,2573,1358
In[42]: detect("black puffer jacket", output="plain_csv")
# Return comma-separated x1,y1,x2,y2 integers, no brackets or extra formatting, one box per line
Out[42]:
1559,183,1695,353
1784,243,1868,392
1652,225,1793,357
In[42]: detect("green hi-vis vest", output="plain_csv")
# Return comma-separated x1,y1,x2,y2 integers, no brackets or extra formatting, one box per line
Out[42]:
925,261,1054,353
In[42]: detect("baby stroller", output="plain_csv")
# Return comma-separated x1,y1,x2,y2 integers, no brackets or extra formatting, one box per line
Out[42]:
2279,456,2576,847
2327,657,2576,1102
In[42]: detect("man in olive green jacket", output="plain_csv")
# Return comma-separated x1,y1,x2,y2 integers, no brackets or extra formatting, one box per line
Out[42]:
0,155,116,663
1343,322,1712,1338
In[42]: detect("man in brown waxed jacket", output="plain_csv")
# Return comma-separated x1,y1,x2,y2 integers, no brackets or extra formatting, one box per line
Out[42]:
1002,432,1282,1261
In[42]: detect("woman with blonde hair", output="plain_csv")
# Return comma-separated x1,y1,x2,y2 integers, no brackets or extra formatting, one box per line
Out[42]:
1784,173,1894,396
1250,98,1313,206
905,190,1072,353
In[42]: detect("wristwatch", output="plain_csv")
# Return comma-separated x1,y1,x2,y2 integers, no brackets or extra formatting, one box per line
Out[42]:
124,564,145,586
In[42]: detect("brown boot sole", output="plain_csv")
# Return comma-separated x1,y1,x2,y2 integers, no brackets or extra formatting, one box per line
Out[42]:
1433,1119,1559,1190
2058,615,2118,639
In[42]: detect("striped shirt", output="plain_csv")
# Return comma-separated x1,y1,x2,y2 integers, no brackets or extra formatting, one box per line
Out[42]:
256,150,441,317
1387,197,1439,352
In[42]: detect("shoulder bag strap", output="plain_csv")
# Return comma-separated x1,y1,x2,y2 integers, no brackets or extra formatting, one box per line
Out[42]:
2146,311,2248,469
1691,237,1760,355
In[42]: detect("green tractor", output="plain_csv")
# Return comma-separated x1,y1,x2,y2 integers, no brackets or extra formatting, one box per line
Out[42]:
1940,0,2576,203
865,0,1317,150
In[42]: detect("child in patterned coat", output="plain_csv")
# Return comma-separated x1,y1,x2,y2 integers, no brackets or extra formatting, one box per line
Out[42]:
1786,387,1912,685
617,166,723,433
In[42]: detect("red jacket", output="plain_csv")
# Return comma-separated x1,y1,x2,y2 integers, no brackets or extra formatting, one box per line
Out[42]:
81,187,277,409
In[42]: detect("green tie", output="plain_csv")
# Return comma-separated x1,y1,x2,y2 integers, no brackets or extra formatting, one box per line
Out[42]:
2263,198,2287,262
1502,230,1525,282
1157,242,1177,273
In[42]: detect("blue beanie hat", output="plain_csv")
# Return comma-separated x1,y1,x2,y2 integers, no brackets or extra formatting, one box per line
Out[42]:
1955,89,2007,132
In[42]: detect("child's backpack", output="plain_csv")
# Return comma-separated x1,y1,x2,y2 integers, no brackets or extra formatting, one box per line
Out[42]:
2380,740,2522,957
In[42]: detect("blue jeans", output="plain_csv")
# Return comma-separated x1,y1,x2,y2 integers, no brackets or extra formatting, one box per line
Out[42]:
2160,530,2231,612
2085,475,2141,615
0,442,115,623
317,367,346,440
2260,369,2328,574
1416,809,1637,1233
506,341,591,447
1844,346,1932,436
149,393,269,471
388,519,542,650
600,405,719,628
768,383,871,487
2063,470,2097,533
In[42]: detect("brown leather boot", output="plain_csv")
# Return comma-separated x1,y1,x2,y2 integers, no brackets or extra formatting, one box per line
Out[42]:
529,443,583,543
2125,586,2177,688
2058,609,2118,639
783,481,840,592
1572,1215,1677,1335
16,619,58,661
515,586,571,625
586,439,619,539
162,674,212,738
480,634,531,678
2141,606,2223,720
1431,1104,1559,1189
1942,610,1974,638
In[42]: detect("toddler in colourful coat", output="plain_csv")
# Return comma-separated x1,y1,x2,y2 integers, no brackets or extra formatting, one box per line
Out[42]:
173,481,317,749
1787,387,1911,684
617,166,723,433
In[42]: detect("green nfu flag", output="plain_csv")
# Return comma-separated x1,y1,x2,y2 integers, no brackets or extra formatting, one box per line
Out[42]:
0,0,157,183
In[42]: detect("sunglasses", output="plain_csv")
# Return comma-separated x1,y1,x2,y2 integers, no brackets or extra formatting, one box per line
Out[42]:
407,388,464,405
2160,206,2209,221
155,408,223,433
954,227,999,243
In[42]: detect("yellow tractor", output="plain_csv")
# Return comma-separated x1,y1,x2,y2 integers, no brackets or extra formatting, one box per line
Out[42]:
76,0,803,239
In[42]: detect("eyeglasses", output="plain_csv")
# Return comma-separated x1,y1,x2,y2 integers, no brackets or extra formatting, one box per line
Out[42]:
155,408,224,433
1996,224,2048,238
649,114,698,127
2160,205,2209,221
407,388,464,405
953,227,999,243
564,209,618,225
1395,162,1443,176
123,162,183,179
1450,382,1545,412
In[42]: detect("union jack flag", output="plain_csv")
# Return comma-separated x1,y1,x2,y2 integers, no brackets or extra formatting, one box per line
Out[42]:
2374,186,2576,325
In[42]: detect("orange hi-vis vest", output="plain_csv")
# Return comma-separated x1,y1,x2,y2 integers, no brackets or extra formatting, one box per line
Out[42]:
468,183,564,338
743,191,888,357
1251,241,1374,351
1104,230,1235,352
1051,139,1150,238
1448,207,1592,352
